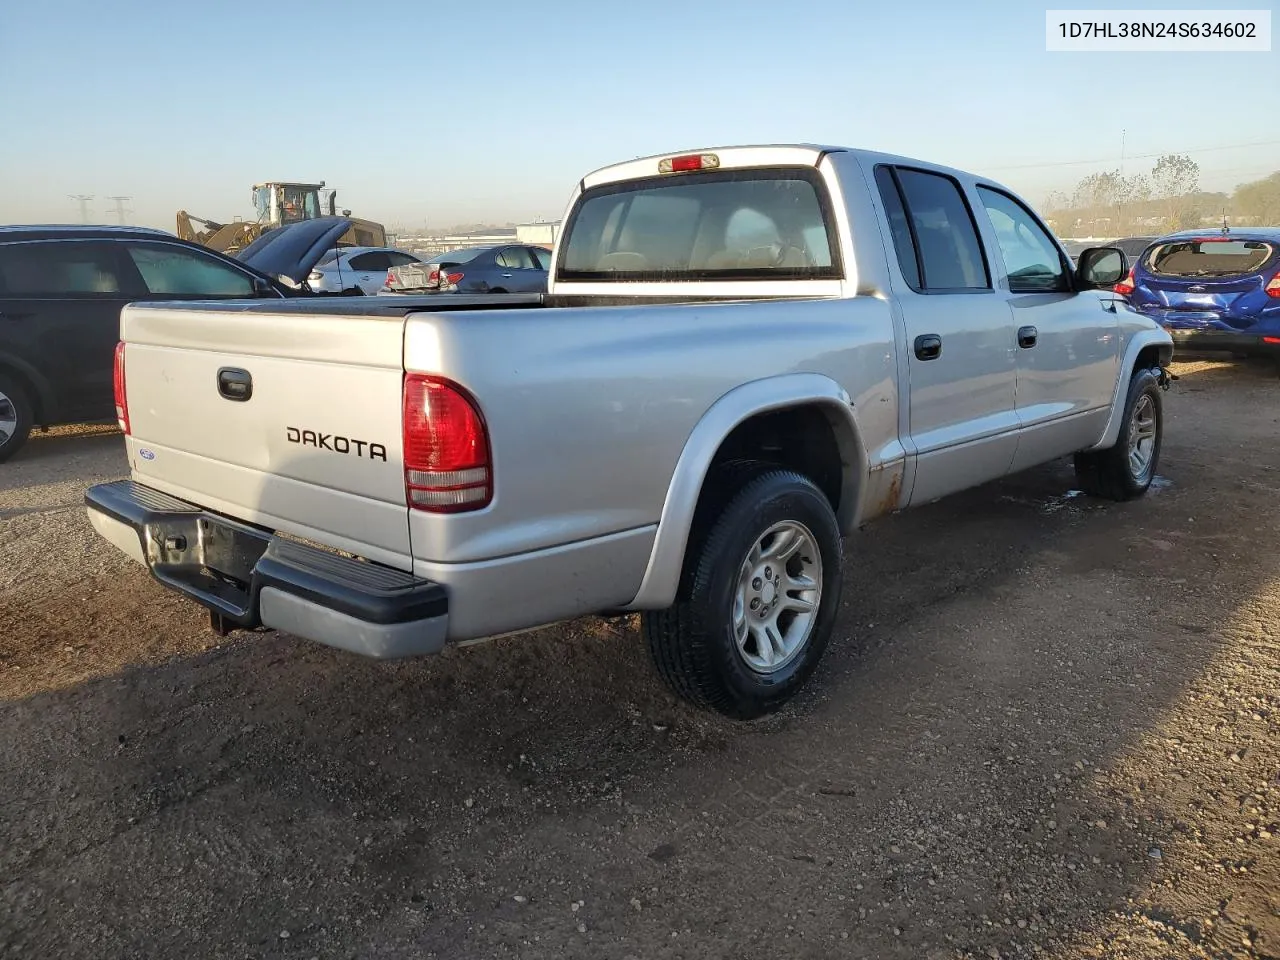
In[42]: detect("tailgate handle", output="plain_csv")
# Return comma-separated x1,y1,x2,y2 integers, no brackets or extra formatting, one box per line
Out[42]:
217,367,253,402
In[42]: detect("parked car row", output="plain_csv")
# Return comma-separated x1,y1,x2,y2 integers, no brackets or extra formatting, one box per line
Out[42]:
380,243,553,295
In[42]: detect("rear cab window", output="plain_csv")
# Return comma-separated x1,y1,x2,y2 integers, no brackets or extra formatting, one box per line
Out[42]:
557,168,841,281
1145,238,1275,278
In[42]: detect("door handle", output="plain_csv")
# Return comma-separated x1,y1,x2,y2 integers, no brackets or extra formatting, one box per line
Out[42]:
500,273,513,278
913,334,942,361
216,367,253,402
1017,325,1038,348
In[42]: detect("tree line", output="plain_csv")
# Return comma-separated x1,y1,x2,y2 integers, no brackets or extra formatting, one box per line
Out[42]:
1043,155,1280,237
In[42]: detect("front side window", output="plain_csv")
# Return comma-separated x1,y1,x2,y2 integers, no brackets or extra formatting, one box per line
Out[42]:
558,168,840,281
976,186,1069,293
126,243,255,296
0,241,126,297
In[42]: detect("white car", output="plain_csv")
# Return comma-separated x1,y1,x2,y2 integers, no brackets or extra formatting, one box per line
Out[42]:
306,246,423,295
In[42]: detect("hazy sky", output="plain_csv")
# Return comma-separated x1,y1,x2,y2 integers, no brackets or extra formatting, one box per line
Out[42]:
1,0,1276,231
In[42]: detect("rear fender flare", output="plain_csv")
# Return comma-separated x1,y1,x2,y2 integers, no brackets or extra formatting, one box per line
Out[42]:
621,372,867,611
1087,327,1174,451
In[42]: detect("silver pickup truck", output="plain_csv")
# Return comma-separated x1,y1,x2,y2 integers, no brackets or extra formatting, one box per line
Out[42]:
86,144,1173,719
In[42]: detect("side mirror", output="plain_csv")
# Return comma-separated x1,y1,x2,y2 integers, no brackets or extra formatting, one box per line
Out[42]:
1076,246,1126,289
251,276,275,296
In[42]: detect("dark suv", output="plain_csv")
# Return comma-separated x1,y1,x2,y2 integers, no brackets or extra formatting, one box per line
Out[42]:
0,219,362,461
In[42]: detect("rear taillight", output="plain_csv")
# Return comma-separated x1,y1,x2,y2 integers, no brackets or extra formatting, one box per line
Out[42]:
428,268,440,284
1266,275,1280,299
1114,267,1135,296
445,272,464,286
113,341,130,435
402,374,491,513
384,268,396,288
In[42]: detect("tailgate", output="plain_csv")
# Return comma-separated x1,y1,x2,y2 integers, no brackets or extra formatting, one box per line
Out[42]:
119,302,412,568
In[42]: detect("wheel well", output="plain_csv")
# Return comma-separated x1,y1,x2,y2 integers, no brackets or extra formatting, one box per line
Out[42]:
700,405,846,517
0,363,44,424
1134,343,1170,374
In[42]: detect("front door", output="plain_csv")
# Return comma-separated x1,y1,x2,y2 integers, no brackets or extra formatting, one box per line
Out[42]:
873,164,1020,506
972,185,1120,471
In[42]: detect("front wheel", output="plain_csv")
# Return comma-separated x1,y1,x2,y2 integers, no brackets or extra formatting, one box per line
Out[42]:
1074,367,1163,501
642,465,844,720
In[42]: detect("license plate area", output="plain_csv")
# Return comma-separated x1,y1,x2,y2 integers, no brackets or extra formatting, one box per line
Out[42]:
145,514,272,624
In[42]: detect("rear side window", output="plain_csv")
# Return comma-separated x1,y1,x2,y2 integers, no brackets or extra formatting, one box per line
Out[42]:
892,169,989,291
348,251,392,271
496,247,535,270
125,243,256,296
0,241,128,297
558,168,840,281
529,247,553,270
1146,239,1274,278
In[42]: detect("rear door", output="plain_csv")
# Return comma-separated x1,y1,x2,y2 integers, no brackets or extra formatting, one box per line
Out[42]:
972,185,1118,470
347,251,393,294
872,164,1020,505
494,246,543,292
121,302,413,567
0,239,134,422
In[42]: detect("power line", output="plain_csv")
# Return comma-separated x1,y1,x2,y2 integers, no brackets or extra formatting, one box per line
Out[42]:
984,138,1280,172
68,194,94,223
106,196,133,225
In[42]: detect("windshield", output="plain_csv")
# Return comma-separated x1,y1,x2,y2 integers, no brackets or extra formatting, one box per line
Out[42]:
1146,238,1275,278
558,168,840,281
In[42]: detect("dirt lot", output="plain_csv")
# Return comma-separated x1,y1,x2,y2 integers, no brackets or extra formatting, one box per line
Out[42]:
2,359,1279,959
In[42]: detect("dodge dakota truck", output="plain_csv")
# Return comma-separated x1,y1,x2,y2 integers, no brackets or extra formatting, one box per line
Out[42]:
85,144,1174,720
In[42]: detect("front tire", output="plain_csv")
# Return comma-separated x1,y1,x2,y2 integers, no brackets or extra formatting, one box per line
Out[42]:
0,374,34,464
1074,366,1163,501
642,465,844,720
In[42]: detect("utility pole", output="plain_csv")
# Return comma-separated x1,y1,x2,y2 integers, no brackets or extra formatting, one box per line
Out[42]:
106,196,133,225
1118,129,1127,232
68,194,94,223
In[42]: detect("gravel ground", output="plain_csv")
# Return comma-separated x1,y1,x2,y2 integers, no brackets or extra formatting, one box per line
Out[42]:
2,358,1278,959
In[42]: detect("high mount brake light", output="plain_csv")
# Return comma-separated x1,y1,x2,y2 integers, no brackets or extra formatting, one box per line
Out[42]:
658,153,720,174
402,374,491,513
113,341,130,435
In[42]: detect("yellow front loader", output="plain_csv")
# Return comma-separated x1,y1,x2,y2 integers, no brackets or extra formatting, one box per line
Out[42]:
176,181,387,256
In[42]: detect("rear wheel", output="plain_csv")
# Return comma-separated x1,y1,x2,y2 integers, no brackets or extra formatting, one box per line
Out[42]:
642,464,844,720
0,374,34,463
1074,367,1163,501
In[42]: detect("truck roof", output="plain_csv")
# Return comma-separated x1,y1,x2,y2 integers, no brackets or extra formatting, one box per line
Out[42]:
579,143,984,190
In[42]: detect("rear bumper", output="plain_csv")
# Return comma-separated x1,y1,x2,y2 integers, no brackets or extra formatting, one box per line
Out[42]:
1164,328,1280,357
85,480,448,659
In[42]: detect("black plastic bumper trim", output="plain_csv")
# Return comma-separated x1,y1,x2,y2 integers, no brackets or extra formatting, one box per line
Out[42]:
84,480,447,628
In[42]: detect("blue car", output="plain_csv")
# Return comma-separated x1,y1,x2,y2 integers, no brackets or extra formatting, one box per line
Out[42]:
1116,227,1280,357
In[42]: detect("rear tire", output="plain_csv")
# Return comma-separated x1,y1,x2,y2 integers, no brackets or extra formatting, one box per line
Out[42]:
642,463,844,720
1074,366,1163,501
0,373,34,464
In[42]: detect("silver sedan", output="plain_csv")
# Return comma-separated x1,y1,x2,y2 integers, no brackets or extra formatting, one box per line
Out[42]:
306,246,423,295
